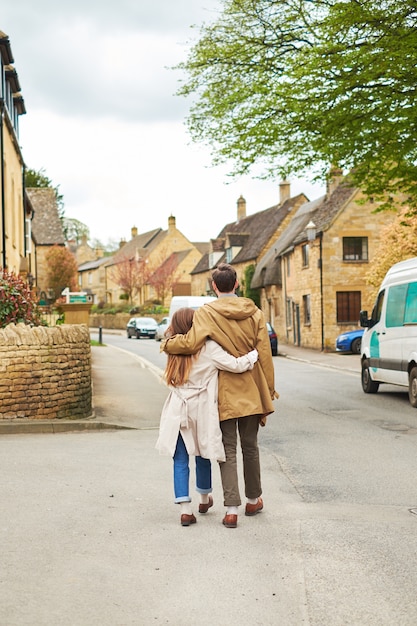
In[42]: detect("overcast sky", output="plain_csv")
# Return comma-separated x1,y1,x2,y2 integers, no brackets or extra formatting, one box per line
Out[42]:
3,1,325,247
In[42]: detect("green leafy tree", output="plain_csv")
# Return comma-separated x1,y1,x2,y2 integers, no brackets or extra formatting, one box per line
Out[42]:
25,167,65,218
366,209,417,292
178,0,417,210
90,237,119,255
63,217,90,245
243,264,260,307
45,245,78,301
0,269,43,328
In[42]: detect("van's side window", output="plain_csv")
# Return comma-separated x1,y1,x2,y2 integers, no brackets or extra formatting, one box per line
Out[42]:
404,282,417,324
386,284,408,327
372,289,385,324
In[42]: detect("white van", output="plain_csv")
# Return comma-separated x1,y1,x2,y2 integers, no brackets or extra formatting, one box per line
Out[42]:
168,295,216,319
360,256,417,407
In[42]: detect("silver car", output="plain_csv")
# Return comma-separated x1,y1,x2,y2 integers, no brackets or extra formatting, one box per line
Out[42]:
126,317,158,339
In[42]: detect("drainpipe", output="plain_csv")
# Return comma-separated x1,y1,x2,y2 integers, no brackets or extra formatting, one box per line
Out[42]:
319,232,324,351
0,100,5,268
282,254,289,343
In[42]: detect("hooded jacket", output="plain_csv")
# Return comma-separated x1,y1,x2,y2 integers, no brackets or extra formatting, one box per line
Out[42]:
162,296,278,421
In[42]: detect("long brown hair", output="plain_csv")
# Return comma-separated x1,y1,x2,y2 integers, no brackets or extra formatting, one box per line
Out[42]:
163,308,198,387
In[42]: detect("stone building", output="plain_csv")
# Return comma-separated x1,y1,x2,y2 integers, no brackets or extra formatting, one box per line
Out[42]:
190,182,308,296
251,175,396,350
27,187,66,302
0,31,30,275
80,216,207,308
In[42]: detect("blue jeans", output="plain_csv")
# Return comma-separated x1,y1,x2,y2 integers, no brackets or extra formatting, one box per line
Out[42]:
173,433,212,503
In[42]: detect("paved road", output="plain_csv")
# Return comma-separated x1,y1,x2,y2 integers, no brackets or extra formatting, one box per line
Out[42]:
2,338,417,625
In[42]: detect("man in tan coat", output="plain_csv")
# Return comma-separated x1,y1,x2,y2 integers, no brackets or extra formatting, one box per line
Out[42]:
162,263,278,528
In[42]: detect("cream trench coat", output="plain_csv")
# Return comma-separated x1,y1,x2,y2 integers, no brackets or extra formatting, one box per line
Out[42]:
155,339,256,462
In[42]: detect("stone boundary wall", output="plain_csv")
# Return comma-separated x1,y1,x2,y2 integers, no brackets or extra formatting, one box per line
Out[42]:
89,313,165,330
89,313,131,330
0,324,92,420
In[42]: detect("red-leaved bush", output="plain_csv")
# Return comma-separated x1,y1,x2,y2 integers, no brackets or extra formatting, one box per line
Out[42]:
0,269,43,328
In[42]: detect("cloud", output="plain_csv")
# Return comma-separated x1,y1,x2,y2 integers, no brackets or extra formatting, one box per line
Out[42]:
2,1,326,246
2,1,217,122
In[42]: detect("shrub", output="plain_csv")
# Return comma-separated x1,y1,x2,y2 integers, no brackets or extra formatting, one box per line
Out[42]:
0,269,44,328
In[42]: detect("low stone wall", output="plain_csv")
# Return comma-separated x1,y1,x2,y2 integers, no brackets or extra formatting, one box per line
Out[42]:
89,313,131,330
0,323,92,420
89,312,165,330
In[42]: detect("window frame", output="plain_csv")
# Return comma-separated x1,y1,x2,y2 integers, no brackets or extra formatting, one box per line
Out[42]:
342,237,368,262
336,291,362,323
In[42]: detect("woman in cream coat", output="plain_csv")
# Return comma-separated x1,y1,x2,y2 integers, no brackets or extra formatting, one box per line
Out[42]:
156,308,258,526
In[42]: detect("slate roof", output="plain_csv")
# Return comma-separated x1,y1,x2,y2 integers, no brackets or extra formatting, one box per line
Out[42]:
192,242,210,255
78,256,113,272
217,194,306,264
112,228,163,263
190,252,211,275
191,194,307,276
251,182,356,288
27,188,65,246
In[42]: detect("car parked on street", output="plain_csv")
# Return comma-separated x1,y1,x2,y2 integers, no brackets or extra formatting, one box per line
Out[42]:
335,328,364,354
267,322,278,356
126,317,158,339
155,317,170,341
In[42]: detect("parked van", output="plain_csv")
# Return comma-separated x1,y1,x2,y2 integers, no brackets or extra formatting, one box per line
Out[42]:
168,296,216,319
360,256,417,407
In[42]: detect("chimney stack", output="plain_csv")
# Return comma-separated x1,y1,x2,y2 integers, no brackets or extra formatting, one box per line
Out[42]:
131,226,138,239
327,166,343,196
168,215,176,231
237,195,246,221
279,180,291,205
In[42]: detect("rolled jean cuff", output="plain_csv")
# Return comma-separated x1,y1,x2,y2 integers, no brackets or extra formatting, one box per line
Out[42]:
196,487,212,495
174,496,191,504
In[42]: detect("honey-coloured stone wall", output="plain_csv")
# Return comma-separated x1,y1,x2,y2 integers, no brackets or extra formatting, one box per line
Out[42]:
0,324,92,420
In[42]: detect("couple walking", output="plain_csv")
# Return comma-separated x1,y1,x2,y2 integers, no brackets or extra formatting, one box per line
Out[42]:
156,263,279,528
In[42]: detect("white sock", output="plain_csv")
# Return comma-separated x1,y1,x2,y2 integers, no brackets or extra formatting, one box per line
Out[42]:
247,498,258,505
226,506,238,515
200,494,209,504
180,502,192,515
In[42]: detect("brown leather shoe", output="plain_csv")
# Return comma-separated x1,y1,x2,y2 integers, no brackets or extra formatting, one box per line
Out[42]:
198,495,213,514
245,497,263,516
181,513,196,526
222,514,238,528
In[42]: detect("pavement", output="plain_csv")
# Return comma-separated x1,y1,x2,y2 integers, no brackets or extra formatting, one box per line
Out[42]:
0,337,365,626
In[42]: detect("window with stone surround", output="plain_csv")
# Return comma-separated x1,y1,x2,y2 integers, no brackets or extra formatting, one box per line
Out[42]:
302,244,309,268
303,294,311,324
343,237,368,261
336,291,361,323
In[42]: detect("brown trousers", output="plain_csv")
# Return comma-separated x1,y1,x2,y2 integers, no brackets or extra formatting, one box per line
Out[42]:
219,414,262,507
